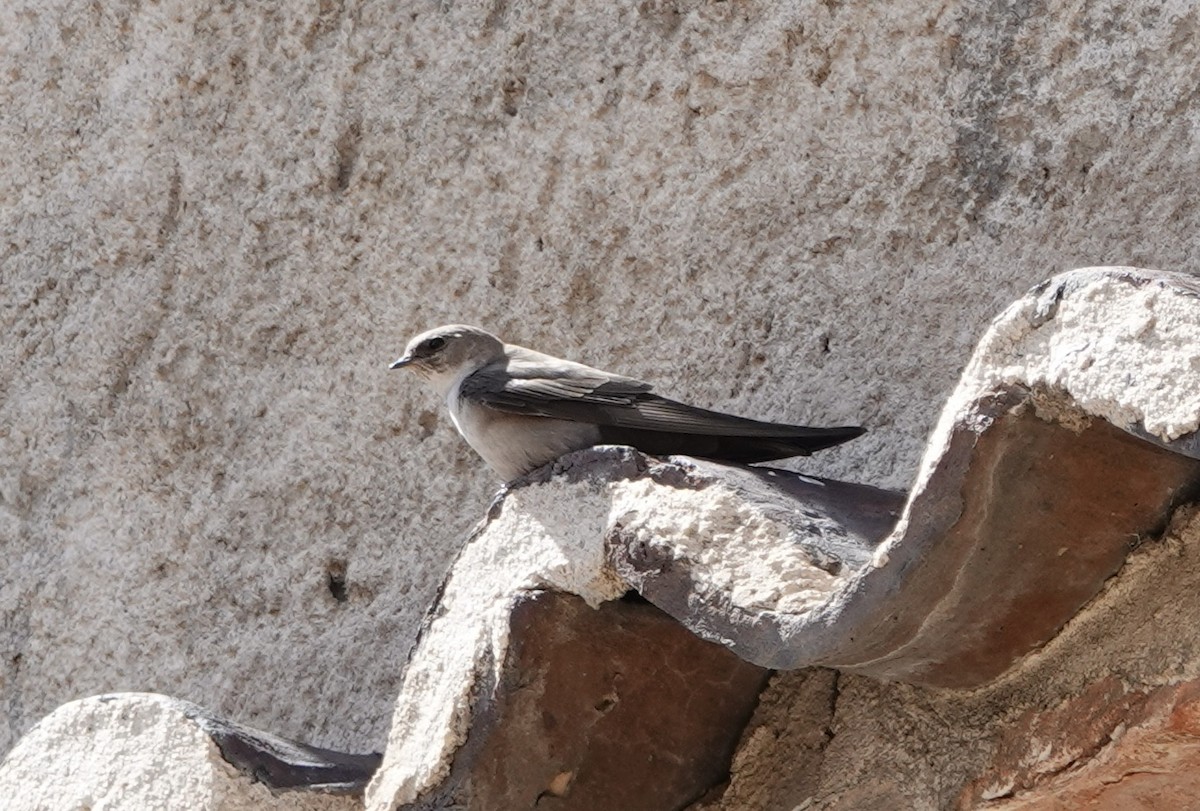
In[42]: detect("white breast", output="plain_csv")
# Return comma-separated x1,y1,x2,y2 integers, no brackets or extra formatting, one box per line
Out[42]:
446,375,600,480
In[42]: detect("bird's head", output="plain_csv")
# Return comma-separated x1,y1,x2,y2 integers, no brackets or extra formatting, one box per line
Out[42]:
390,324,506,394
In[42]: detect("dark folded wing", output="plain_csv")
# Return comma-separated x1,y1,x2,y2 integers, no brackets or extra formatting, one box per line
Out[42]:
460,363,653,418
460,362,864,445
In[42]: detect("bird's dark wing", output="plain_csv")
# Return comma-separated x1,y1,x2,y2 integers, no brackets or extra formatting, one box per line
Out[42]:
459,355,864,461
459,358,653,418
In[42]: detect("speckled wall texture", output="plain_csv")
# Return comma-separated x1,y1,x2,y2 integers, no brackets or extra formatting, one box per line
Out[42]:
3,0,1200,771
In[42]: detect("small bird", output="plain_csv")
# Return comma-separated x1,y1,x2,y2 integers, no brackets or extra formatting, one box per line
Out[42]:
390,324,864,481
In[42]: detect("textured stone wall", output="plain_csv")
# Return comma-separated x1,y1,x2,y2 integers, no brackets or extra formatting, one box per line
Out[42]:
4,0,1200,771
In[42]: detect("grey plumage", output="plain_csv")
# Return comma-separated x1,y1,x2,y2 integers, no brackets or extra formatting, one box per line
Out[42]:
391,324,864,481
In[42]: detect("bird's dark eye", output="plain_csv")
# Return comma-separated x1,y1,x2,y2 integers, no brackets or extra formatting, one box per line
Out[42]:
425,337,446,352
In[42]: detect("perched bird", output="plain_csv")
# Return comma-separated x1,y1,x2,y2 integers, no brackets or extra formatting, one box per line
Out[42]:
390,324,864,481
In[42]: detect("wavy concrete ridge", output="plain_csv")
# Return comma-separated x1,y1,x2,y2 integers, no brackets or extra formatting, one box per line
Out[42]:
623,267,1200,686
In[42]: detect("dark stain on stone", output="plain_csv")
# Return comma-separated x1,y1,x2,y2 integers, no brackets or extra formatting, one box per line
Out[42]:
333,120,362,192
158,164,182,246
638,1,683,38
948,0,1038,223
501,76,526,116
326,560,349,603
416,409,439,440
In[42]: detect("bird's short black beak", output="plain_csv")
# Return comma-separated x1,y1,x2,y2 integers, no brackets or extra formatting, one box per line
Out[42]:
389,354,414,370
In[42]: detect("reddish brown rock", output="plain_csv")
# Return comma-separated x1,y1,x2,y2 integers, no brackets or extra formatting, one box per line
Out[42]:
415,592,769,811
969,680,1200,810
841,397,1200,686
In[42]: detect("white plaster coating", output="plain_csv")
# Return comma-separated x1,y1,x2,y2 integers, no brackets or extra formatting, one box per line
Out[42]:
872,267,1200,571
0,693,352,811
981,269,1200,441
613,478,841,613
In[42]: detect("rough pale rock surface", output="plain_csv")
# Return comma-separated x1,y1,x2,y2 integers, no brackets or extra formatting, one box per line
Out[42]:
6,0,1200,803
0,693,357,810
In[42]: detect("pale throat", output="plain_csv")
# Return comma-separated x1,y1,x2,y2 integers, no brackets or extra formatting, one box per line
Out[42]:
435,359,491,418
420,361,474,400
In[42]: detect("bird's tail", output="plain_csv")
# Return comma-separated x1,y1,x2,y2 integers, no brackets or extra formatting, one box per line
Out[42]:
596,424,864,463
